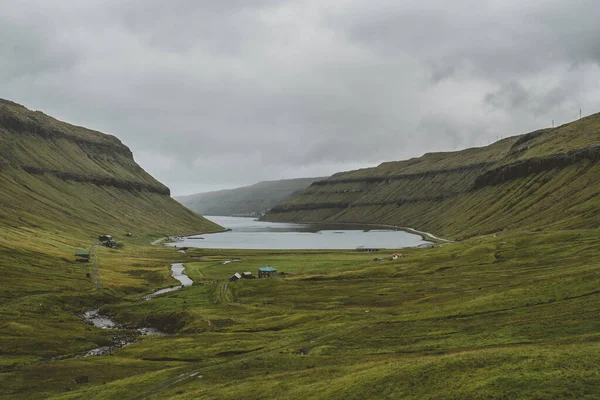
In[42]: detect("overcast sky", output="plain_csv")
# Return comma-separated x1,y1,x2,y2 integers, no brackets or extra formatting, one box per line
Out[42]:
2,0,600,195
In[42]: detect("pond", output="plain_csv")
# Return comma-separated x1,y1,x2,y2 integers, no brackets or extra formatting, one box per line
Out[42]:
167,216,430,250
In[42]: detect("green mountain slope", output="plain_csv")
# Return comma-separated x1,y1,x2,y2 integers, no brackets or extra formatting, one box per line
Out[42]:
0,99,221,236
0,99,222,372
263,114,600,239
175,177,324,216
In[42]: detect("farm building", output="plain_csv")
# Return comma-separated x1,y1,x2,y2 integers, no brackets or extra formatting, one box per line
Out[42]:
392,253,403,259
75,250,90,263
242,272,254,279
258,266,277,278
229,272,242,282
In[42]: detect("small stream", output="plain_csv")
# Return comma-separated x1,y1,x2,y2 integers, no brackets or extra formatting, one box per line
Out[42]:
141,263,193,300
81,263,192,357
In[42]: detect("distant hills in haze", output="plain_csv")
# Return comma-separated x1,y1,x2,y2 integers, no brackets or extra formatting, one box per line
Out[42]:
175,177,325,217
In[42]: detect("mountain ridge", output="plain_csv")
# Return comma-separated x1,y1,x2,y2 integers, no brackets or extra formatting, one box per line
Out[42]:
263,114,600,239
0,99,220,235
176,177,325,216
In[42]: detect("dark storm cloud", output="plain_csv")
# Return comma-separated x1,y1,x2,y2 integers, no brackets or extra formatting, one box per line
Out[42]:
2,0,600,195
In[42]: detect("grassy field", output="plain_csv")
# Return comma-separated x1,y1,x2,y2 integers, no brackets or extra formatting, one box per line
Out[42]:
2,229,600,399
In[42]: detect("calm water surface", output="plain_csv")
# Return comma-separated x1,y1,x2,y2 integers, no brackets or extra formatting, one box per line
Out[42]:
168,216,430,250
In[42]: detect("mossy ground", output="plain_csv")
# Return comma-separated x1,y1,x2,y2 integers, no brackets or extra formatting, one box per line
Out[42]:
2,228,600,399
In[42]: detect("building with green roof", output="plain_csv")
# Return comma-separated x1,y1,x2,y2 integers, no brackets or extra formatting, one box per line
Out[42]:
258,266,277,278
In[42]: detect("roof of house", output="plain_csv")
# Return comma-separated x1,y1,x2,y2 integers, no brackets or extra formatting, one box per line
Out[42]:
259,266,277,272
230,272,242,279
75,250,90,256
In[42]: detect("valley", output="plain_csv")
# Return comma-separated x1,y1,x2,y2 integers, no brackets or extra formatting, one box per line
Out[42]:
2,100,600,399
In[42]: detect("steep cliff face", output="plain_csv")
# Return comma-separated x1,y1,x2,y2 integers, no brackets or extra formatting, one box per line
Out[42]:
0,99,221,235
264,114,600,239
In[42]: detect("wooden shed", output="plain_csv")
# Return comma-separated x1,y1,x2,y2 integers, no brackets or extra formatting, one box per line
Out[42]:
229,272,242,282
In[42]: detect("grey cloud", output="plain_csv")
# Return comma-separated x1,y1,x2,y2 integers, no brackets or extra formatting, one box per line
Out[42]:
0,18,80,80
484,82,530,111
2,0,600,195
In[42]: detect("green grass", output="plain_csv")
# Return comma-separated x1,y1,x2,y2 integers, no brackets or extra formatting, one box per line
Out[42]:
3,229,600,399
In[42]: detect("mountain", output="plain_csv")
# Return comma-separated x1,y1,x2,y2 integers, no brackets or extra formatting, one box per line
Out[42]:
263,114,600,239
0,99,222,236
4,100,600,399
175,177,325,216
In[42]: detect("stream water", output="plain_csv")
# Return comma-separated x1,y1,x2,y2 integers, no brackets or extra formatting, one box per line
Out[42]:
81,263,192,357
141,263,193,300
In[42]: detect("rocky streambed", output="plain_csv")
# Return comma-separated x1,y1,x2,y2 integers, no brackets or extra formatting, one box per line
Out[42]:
81,263,192,357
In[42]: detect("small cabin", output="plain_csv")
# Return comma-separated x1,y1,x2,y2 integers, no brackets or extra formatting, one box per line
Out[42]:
229,272,242,282
258,266,277,278
392,253,403,259
242,271,254,279
75,250,90,263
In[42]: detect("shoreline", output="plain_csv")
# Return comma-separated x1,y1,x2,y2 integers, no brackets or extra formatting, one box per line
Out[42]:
151,228,231,246
256,217,454,244
159,216,453,247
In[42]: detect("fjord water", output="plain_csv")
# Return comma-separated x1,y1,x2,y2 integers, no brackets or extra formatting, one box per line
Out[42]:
168,216,430,249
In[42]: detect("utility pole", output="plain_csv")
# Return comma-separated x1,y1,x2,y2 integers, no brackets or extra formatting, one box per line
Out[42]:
580,109,582,119
552,119,554,128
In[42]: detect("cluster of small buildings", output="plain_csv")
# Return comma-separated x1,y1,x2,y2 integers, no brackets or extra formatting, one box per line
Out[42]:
229,266,277,282
76,232,134,262
98,235,117,248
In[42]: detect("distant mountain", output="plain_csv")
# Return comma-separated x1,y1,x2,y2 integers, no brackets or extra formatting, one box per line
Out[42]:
176,178,325,216
264,113,600,239
0,99,222,235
